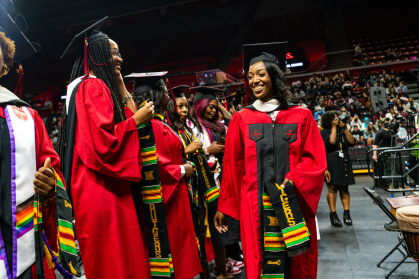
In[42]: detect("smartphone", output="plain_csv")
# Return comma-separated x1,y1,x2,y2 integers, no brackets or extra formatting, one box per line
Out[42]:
217,137,226,145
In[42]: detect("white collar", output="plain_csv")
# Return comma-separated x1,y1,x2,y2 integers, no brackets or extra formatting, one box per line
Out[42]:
252,99,280,112
0,86,20,104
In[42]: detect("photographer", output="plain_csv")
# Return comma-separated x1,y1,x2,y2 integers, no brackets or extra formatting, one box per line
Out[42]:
321,111,356,227
372,118,405,189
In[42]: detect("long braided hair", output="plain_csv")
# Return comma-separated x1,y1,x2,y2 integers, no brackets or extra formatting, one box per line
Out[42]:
55,37,126,172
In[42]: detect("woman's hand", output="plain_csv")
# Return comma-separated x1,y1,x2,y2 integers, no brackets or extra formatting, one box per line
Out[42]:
214,211,228,233
116,72,124,85
325,170,331,183
206,141,225,155
33,158,55,197
281,178,294,187
183,164,194,179
339,121,346,129
185,140,203,154
133,101,154,126
211,161,221,174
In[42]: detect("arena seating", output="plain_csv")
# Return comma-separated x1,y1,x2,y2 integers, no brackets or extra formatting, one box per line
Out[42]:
343,0,419,65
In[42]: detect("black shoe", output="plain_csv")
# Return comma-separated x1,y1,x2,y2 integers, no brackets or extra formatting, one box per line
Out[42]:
330,212,342,227
343,210,353,226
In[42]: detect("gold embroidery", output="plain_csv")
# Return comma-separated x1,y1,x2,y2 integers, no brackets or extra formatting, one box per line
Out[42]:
150,204,161,258
64,200,72,209
140,135,150,140
267,260,281,266
268,216,279,226
144,171,155,180
276,183,296,226
69,261,77,275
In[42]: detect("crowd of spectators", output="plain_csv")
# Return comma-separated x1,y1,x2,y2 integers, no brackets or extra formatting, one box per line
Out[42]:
290,66,419,146
41,111,60,145
40,66,419,150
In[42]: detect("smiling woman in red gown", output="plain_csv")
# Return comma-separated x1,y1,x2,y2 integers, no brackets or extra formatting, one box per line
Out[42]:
56,21,154,278
214,42,327,279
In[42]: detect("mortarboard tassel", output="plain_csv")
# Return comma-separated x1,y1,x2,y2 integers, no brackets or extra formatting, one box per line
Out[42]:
166,78,178,113
242,68,251,106
83,38,89,79
224,97,228,110
14,64,23,99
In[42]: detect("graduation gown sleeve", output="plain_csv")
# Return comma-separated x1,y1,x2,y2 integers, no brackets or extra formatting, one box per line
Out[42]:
217,112,245,220
75,79,141,182
285,110,327,216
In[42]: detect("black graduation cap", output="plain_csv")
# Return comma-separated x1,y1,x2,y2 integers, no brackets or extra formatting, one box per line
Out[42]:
60,16,108,59
190,86,224,103
0,4,37,63
242,42,288,73
125,71,168,97
172,85,189,98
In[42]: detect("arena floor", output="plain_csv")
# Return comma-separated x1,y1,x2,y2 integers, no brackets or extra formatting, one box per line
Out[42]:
317,174,419,279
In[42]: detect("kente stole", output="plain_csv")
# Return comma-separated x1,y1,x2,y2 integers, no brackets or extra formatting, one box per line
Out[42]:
34,171,81,279
176,128,224,261
261,182,311,278
130,107,174,278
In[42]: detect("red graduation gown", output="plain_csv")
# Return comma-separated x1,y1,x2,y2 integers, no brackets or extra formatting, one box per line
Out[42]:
218,106,327,279
70,79,150,278
151,118,202,279
0,107,57,279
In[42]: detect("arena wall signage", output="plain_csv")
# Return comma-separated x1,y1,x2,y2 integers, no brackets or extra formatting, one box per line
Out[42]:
286,49,306,69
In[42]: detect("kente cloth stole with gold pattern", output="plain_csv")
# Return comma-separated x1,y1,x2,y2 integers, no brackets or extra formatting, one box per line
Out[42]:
34,170,81,279
130,104,174,278
261,182,311,278
177,128,224,261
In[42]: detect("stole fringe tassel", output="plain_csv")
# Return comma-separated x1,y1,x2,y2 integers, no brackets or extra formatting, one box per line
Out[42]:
42,232,74,279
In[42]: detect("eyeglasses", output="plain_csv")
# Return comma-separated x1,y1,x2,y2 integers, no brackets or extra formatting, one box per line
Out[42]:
111,48,122,59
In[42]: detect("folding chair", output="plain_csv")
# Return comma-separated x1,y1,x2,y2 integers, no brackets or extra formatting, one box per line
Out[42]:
363,187,409,278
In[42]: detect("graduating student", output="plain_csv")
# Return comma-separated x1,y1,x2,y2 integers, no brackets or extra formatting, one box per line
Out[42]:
166,86,241,278
56,18,154,278
0,5,79,278
214,42,327,279
189,87,243,275
128,73,202,279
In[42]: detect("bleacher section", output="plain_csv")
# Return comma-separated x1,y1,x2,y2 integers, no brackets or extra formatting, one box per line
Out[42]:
343,0,419,65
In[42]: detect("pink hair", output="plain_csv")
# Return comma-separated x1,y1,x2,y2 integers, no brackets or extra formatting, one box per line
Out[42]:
191,99,226,135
